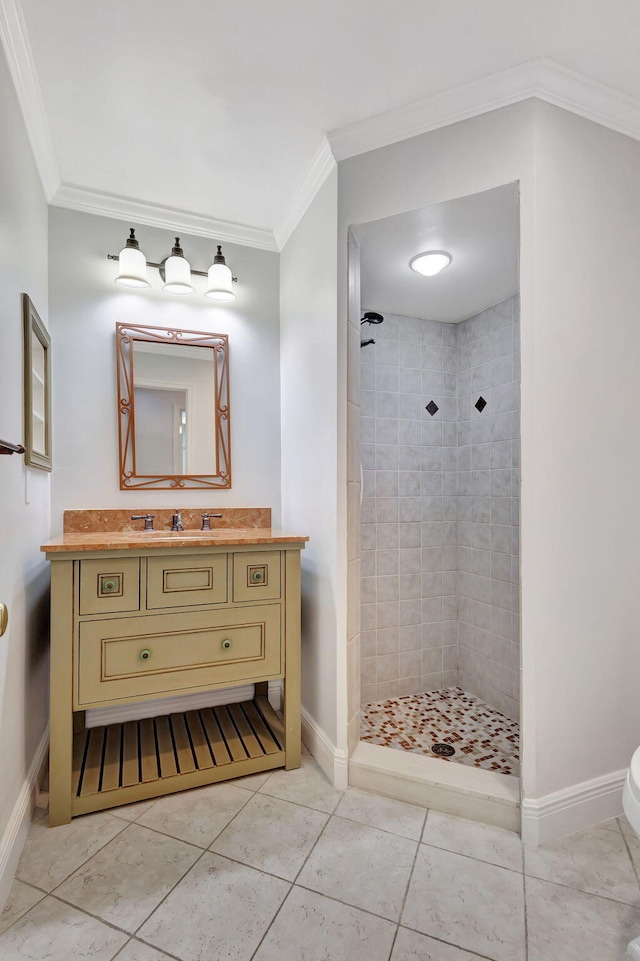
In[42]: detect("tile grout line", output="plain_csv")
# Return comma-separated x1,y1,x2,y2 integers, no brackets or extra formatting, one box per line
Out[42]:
15,813,131,896
124,782,280,945
58,785,338,953
292,879,412,926
127,934,191,961
27,827,211,944
399,921,503,961
418,838,523,875
132,845,210,941
246,883,294,961
388,820,424,958
0,883,47,935
110,936,134,961
244,794,342,961
520,864,640,909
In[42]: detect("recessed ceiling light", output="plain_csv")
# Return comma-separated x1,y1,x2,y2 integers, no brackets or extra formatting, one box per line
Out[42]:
409,250,452,277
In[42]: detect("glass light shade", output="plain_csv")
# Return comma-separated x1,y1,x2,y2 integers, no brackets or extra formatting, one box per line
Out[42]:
115,244,150,288
409,250,452,277
205,261,235,302
162,253,195,295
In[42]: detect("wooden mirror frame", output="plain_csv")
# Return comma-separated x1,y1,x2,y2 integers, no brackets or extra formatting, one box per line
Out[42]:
116,323,231,490
23,294,52,471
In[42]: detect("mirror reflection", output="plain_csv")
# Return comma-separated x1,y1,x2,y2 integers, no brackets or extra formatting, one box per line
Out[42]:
116,323,231,491
132,342,216,475
30,332,47,455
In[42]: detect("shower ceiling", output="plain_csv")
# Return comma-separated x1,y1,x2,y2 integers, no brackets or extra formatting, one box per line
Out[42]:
353,183,519,323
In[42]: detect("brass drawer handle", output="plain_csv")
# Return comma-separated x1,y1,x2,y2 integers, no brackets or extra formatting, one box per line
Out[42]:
102,579,118,593
221,639,232,650
139,648,152,661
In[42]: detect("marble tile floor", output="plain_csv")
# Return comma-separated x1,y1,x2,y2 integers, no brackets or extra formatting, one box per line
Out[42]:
361,687,520,776
2,755,640,961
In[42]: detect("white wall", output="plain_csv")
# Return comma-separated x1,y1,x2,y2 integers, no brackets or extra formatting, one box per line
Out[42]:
280,169,341,759
0,43,50,906
522,103,640,801
48,207,281,529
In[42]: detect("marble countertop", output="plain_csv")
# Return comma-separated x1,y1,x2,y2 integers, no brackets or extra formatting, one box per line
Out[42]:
41,529,309,553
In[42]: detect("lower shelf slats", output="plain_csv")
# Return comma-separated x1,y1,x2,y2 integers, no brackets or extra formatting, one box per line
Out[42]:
185,711,214,770
74,698,284,799
140,718,158,782
81,727,104,796
154,715,176,777
213,706,247,761
122,721,139,786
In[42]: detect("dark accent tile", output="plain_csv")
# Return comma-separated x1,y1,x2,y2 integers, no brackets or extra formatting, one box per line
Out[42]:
475,396,487,413
425,400,439,417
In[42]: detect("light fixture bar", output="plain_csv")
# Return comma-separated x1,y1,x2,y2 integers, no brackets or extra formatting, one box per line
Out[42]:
107,254,212,279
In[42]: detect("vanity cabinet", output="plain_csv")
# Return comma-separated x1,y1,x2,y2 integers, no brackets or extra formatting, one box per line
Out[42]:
45,540,304,826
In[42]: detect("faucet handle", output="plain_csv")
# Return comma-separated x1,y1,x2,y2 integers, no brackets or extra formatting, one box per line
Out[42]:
131,514,155,532
201,512,223,530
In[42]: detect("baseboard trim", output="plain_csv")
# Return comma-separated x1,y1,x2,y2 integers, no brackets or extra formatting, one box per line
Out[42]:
0,725,49,913
301,707,348,790
521,768,626,846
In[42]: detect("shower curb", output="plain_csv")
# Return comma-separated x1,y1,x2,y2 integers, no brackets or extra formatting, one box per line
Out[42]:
349,741,520,832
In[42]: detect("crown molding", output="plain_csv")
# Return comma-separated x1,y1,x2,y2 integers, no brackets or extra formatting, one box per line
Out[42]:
328,58,640,160
273,138,336,250
51,183,278,251
0,0,59,199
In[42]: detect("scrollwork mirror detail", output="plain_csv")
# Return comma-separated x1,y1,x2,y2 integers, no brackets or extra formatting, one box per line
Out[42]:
116,323,231,490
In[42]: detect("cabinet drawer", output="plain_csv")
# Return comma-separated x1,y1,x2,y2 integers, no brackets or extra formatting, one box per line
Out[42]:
147,554,228,609
79,558,140,615
233,551,281,602
76,604,281,706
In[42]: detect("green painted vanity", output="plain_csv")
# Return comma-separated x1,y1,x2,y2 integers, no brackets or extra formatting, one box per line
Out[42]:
42,512,307,826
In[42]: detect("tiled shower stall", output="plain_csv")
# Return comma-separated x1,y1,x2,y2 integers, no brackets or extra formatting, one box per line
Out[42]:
360,295,520,722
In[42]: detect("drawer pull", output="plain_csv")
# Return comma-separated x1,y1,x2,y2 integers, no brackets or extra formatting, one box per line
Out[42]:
139,648,152,661
251,570,264,583
103,579,117,593
221,639,232,650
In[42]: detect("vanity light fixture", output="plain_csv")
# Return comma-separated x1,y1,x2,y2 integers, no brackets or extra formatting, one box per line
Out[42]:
161,238,195,296
205,246,235,302
115,229,151,289
409,250,452,277
109,229,237,301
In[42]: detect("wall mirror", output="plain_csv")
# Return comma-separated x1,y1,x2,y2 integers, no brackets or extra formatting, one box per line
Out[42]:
23,294,52,471
116,323,230,489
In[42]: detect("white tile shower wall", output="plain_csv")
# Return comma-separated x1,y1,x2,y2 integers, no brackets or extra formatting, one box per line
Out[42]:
359,295,520,716
360,313,458,703
456,295,520,720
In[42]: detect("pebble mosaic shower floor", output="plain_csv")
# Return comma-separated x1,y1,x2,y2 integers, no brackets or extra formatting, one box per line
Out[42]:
360,686,520,776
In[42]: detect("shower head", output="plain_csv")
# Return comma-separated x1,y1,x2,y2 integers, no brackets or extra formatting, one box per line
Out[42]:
361,311,384,325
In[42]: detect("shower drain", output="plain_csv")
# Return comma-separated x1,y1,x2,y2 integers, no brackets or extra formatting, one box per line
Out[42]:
432,743,455,757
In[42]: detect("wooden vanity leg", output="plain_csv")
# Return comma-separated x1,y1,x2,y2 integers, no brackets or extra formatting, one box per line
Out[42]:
283,550,301,770
49,560,74,826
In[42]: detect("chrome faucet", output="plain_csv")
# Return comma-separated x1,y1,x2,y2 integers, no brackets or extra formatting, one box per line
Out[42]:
201,512,223,530
171,511,184,532
131,513,155,531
